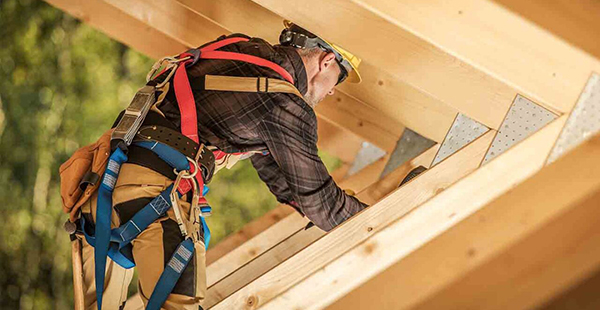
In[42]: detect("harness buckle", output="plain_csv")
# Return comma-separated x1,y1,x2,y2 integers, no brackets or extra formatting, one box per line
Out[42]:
195,145,216,184
182,49,201,67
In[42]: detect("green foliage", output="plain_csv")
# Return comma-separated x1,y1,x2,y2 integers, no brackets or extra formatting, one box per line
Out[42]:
0,1,341,309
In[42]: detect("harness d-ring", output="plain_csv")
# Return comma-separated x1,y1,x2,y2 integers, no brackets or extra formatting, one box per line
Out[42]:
172,157,199,179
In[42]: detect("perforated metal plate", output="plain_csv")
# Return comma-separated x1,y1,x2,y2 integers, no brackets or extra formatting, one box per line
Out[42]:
347,142,386,176
380,129,436,177
547,73,600,164
483,95,557,164
431,113,489,167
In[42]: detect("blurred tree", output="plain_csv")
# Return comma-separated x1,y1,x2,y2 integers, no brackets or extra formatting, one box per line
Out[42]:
0,0,341,309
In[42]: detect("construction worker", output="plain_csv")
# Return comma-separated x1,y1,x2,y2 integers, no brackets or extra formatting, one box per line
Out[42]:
61,21,367,309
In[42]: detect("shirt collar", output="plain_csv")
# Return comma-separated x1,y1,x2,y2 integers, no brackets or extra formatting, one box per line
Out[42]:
275,45,308,96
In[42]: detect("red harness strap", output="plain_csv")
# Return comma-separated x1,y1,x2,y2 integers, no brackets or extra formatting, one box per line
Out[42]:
168,37,293,194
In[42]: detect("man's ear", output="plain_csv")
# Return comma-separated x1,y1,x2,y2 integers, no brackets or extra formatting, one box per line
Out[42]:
319,52,337,72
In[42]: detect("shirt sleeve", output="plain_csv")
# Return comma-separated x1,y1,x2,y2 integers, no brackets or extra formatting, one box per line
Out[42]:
255,99,368,231
250,152,294,206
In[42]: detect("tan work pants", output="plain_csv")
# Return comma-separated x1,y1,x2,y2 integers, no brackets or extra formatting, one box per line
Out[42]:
80,163,207,310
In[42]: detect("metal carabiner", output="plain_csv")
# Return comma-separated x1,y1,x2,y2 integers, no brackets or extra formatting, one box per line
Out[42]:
170,171,189,237
147,55,194,89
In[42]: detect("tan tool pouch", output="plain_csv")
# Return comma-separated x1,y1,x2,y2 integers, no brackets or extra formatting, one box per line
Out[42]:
59,129,113,222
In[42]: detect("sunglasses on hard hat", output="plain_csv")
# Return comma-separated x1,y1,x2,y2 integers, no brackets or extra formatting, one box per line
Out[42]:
279,21,359,85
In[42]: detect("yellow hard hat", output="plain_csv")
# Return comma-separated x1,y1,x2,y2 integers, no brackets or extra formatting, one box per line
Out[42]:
279,20,362,84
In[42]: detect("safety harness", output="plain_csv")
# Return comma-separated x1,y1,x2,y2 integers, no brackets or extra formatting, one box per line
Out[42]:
84,36,303,310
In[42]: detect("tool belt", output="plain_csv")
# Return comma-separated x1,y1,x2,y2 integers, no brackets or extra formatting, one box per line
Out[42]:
59,34,305,310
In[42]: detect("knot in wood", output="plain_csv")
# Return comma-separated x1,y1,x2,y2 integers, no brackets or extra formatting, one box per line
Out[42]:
246,295,258,308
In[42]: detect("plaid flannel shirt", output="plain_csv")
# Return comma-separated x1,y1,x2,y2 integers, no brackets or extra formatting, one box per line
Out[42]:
158,34,367,231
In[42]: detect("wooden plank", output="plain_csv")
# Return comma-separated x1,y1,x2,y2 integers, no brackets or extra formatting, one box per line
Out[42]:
268,116,568,310
206,204,295,265
207,210,308,288
329,121,600,310
43,0,187,58
203,147,412,307
493,0,600,62
540,267,600,310
206,162,350,285
352,0,600,114
177,0,457,143
204,152,399,304
103,0,404,152
316,118,363,164
250,0,518,130
316,91,405,153
357,144,439,205
204,145,437,308
335,62,457,142
211,130,496,309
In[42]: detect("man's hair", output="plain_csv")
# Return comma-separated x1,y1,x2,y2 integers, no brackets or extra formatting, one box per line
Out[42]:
296,47,322,60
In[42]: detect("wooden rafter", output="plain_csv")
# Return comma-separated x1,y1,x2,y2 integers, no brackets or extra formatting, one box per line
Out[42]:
176,0,457,143
330,127,600,310
205,204,295,265
206,162,349,266
250,0,517,130
349,0,600,115
493,0,600,62
247,116,568,310
203,147,433,306
205,162,350,284
210,129,497,309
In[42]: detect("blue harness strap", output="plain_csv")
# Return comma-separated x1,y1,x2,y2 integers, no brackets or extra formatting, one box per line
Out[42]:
94,148,127,310
90,141,211,310
146,238,195,310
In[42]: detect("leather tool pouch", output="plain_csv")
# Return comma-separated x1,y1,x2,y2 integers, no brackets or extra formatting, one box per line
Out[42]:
59,129,113,222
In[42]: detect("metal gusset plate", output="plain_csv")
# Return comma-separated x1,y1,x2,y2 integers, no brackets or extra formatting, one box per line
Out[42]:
347,142,386,176
483,95,557,164
431,113,489,167
547,73,600,164
380,129,435,177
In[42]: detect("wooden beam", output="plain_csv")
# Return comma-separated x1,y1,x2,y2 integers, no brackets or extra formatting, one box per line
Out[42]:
210,130,495,309
258,116,568,310
204,145,437,307
316,91,405,153
206,204,295,265
102,0,404,152
350,0,600,115
44,0,187,58
203,148,425,307
207,209,308,288
329,122,600,310
316,118,363,165
492,0,600,61
206,162,350,284
357,144,437,205
335,62,457,142
177,0,457,143
250,0,519,130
